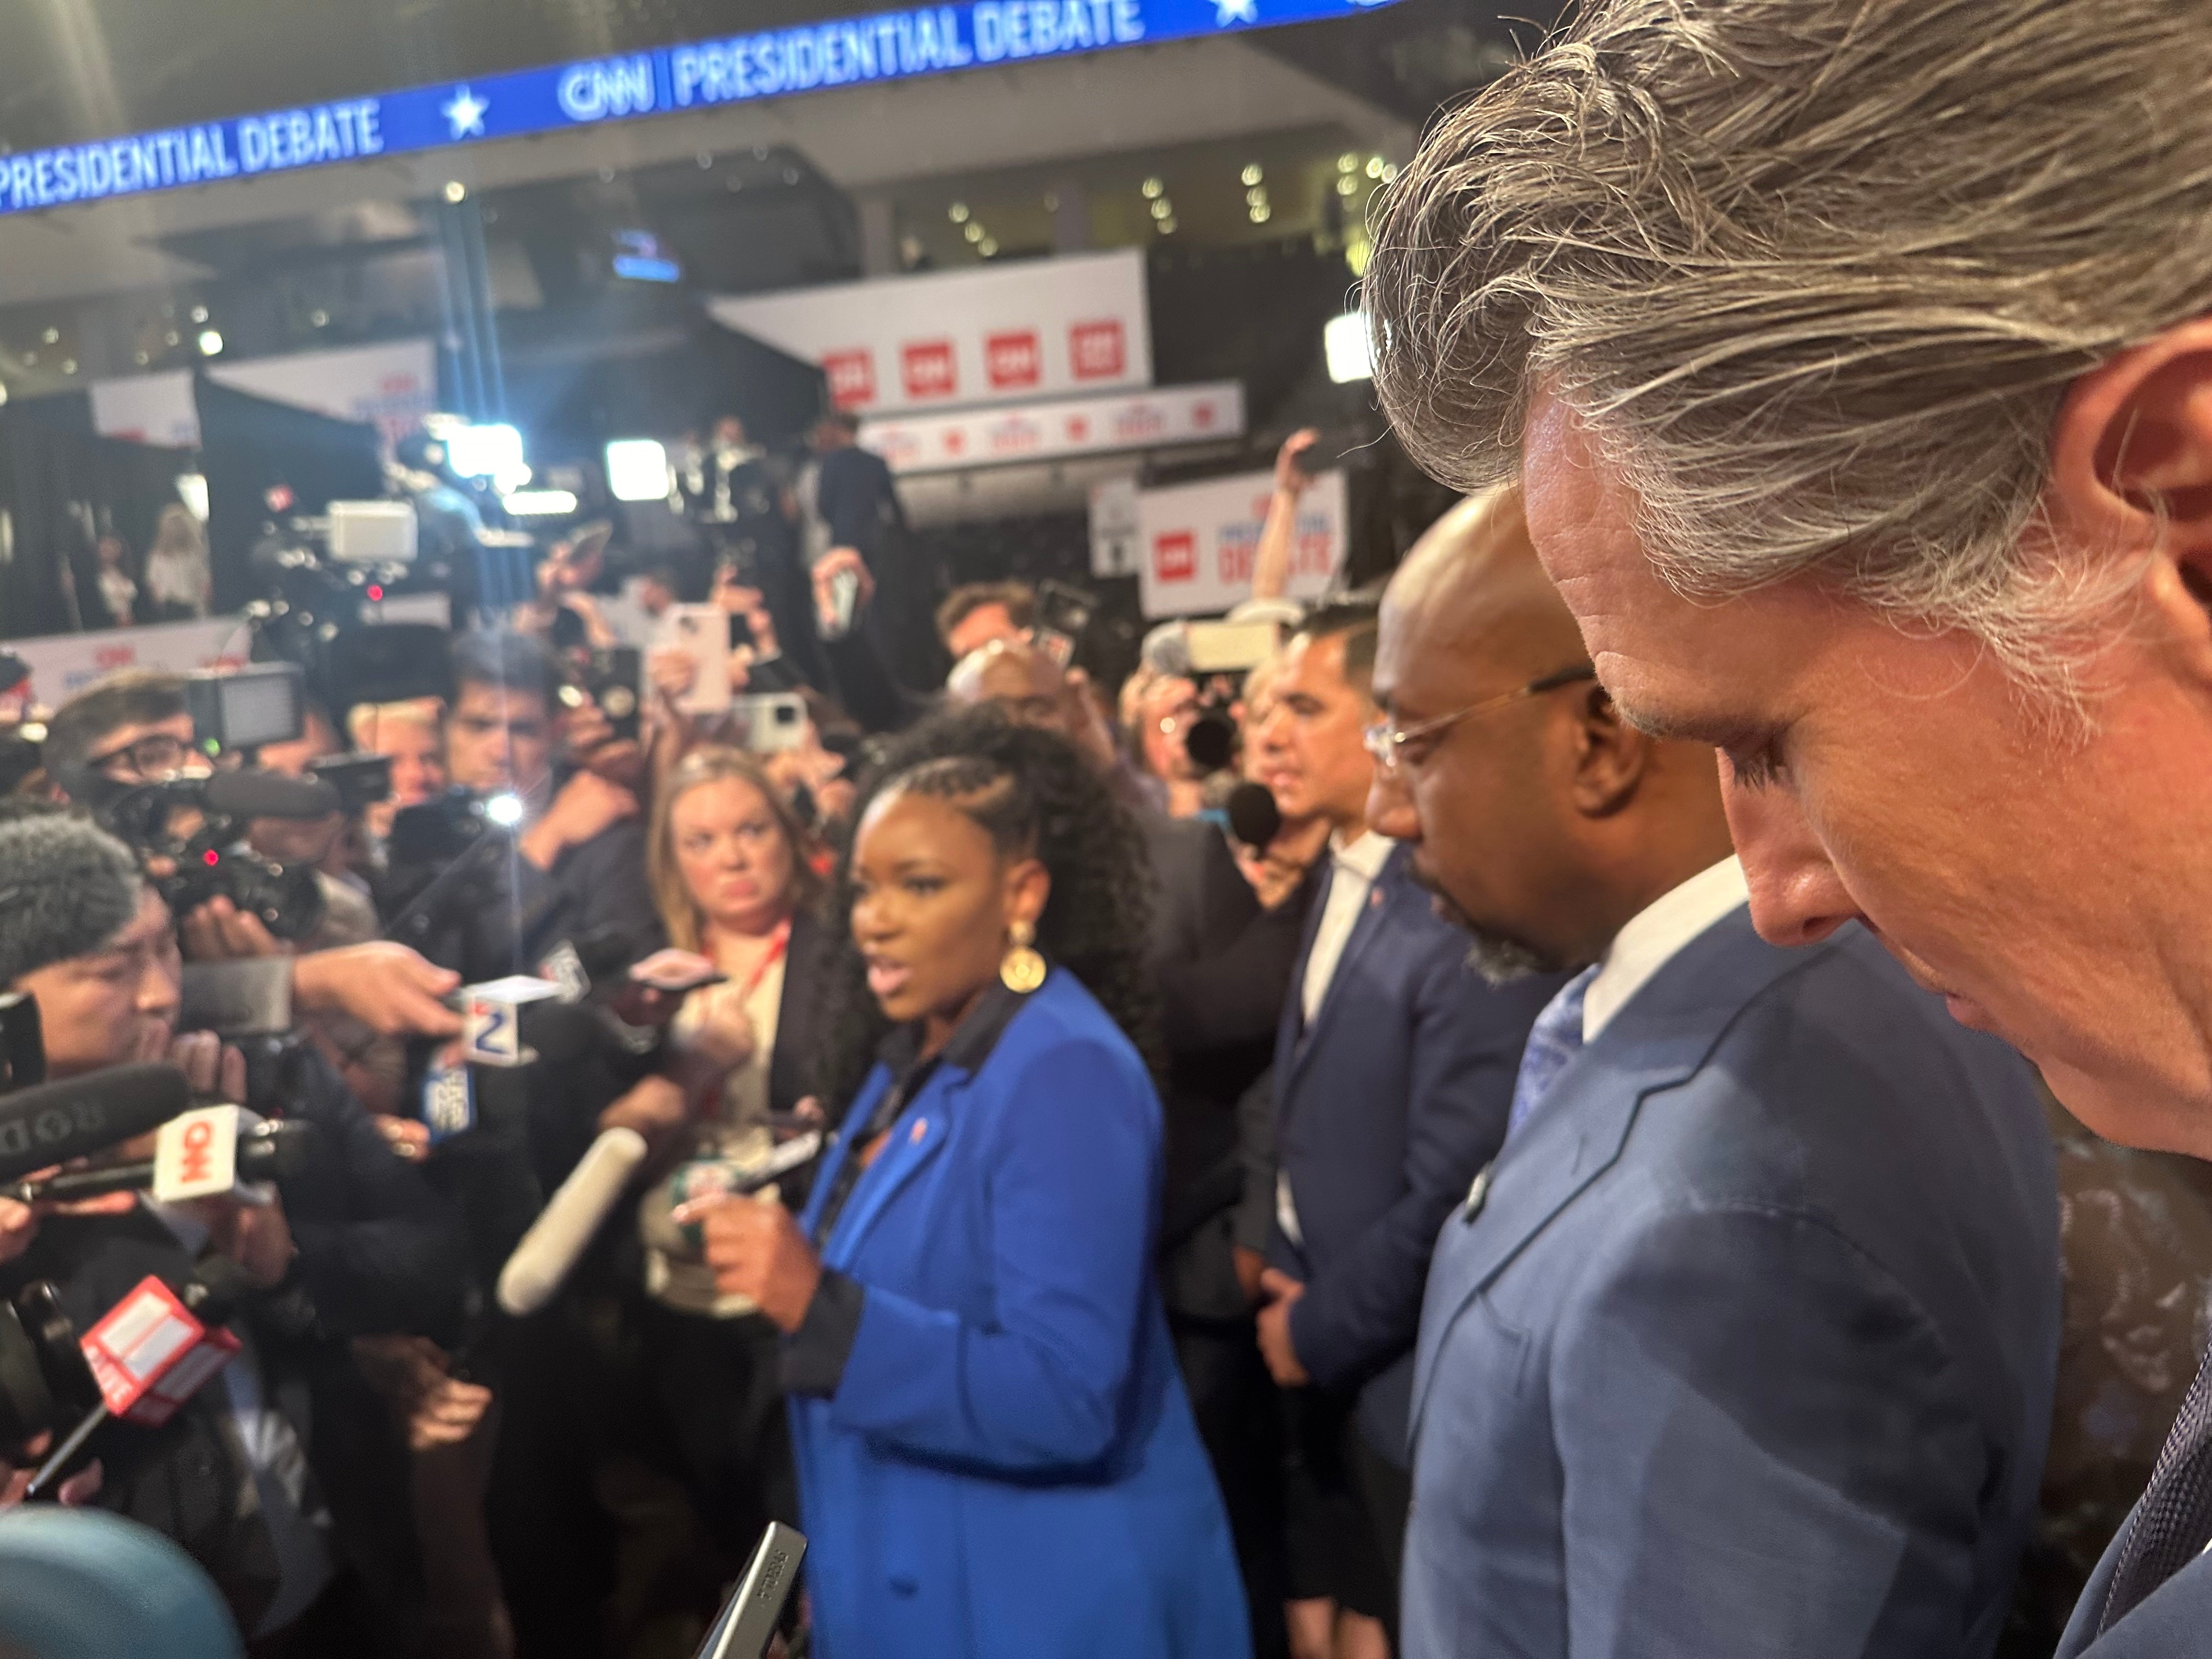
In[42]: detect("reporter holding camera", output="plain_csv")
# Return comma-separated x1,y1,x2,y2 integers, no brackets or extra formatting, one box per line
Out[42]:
0,812,469,1654
419,631,661,980
38,669,469,1050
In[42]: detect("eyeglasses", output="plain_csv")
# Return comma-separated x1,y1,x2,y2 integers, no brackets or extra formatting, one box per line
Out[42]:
88,733,192,780
1362,664,1598,772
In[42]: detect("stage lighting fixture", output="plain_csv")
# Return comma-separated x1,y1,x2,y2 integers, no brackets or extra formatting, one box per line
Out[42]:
198,330,225,356
1324,312,1373,384
606,439,670,503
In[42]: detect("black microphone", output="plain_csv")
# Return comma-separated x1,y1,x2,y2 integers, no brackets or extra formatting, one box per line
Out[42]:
1227,781,1283,850
3,1119,318,1206
0,1065,191,1187
200,768,341,821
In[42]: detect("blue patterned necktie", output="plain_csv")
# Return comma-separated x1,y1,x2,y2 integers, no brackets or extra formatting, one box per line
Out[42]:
2101,1345,2212,1631
1505,967,1598,1142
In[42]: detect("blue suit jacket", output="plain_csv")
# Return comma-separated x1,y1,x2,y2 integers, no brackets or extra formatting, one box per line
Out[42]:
1402,909,2060,1659
2056,1504,2212,1654
789,970,1250,1659
1269,842,1561,1462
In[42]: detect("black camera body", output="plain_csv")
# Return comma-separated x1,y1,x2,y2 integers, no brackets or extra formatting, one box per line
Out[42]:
91,774,329,944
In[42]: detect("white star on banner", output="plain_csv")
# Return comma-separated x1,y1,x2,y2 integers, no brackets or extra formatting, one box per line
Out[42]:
1214,0,1257,21
443,86,489,139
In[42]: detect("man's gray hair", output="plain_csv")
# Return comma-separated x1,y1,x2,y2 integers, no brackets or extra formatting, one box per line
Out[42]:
1365,0,2212,698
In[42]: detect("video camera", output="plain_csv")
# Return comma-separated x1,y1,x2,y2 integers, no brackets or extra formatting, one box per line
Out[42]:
77,766,336,944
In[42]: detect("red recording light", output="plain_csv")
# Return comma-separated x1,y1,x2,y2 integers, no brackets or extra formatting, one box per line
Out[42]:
201,849,220,866
367,584,384,602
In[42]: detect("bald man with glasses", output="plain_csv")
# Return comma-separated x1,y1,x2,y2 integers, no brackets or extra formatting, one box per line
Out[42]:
1368,488,2062,1659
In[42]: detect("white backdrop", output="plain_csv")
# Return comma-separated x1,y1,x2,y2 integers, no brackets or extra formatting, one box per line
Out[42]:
1133,466,1346,619
7,616,244,705
859,381,1240,475
709,249,1151,416
89,338,438,450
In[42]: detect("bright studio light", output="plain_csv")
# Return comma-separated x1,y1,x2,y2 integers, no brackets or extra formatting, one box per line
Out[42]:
1324,311,1374,384
484,792,527,828
505,488,580,517
605,438,670,503
445,422,524,481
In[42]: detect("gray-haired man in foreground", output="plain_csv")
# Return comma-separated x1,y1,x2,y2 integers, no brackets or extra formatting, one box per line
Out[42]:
1365,1,2212,1651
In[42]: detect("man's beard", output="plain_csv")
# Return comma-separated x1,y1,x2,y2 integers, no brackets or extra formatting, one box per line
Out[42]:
1418,872,1558,985
1462,930,1556,986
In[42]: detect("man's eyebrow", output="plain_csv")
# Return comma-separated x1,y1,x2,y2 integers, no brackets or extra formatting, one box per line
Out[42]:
1609,691,1725,743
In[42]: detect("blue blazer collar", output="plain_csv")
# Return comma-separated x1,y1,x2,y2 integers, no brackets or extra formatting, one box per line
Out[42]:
819,1068,962,1269
1408,906,1832,1435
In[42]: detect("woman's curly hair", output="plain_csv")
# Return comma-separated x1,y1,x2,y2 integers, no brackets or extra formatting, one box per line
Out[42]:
810,706,1160,1119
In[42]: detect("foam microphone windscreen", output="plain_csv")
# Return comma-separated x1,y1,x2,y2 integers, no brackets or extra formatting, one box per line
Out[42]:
496,1127,651,1316
0,1064,190,1186
201,769,342,822
1226,782,1283,851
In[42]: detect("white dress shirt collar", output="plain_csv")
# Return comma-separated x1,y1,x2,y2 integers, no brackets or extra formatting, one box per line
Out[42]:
1582,856,1750,1042
1331,828,1394,882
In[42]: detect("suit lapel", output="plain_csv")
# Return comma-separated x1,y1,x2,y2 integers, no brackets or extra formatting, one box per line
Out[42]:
821,1068,960,1270
1407,907,1800,1437
1274,858,1336,1084
1285,846,1401,1090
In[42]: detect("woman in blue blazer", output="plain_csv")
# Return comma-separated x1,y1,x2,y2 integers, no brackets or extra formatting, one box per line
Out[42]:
692,710,1251,1659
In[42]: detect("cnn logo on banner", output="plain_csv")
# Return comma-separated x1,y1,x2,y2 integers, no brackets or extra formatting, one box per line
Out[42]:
1069,319,1125,381
1153,532,1198,583
901,340,957,400
986,329,1041,390
823,349,876,409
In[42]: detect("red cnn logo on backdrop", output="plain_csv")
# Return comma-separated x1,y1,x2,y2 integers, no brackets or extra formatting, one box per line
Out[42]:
823,350,876,409
986,330,1041,390
1069,319,1125,381
901,340,957,400
1153,532,1197,583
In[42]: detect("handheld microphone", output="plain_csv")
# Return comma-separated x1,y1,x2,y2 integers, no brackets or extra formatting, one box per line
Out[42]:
695,1521,808,1659
22,1258,257,1500
0,1065,191,1187
495,1127,650,1316
1227,781,1283,851
4,1119,317,1207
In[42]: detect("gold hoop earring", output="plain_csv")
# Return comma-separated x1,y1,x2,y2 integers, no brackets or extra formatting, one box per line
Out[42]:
1000,918,1047,994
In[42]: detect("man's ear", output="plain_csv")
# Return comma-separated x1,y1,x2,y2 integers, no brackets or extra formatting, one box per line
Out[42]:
2051,318,2212,677
1565,685,1651,819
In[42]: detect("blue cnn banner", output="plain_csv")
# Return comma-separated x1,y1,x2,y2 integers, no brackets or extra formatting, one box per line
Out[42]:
0,0,1400,219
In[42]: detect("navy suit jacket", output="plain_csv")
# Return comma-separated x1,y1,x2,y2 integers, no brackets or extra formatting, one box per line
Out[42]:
1402,909,2060,1659
2057,1503,2212,1654
1269,841,1561,1462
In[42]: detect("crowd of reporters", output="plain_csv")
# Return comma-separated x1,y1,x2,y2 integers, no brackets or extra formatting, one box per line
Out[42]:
0,417,2177,1659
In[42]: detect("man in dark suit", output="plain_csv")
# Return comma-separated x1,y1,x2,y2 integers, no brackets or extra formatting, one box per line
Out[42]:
1246,601,1560,1657
1369,489,2059,1658
1365,6,2212,1647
